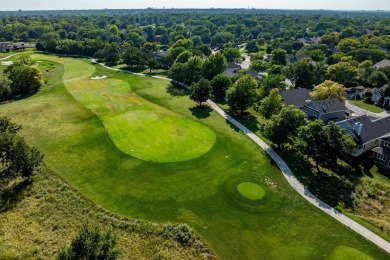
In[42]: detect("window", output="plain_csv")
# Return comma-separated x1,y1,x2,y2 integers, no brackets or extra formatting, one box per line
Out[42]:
382,141,390,148
376,153,386,161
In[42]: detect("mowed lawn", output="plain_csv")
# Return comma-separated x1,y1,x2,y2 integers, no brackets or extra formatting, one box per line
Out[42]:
0,53,389,259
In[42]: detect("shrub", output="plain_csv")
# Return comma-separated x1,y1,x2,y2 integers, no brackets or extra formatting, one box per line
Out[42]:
58,223,119,260
173,224,193,245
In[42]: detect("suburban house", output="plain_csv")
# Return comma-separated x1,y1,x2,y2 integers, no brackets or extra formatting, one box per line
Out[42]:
224,62,242,78
374,59,390,70
369,85,390,104
244,70,263,85
224,65,263,85
346,88,365,100
154,50,170,60
371,90,383,103
372,137,390,173
300,99,348,123
287,54,316,65
336,116,390,156
280,88,348,123
297,37,321,45
0,42,25,52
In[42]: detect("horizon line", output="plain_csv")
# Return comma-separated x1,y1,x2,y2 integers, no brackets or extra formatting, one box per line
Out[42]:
0,7,389,12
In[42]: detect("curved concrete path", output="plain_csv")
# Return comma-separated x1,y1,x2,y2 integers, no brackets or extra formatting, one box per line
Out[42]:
88,58,389,254
0,53,21,61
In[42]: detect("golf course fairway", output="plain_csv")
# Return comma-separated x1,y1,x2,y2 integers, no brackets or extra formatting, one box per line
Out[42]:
0,53,388,259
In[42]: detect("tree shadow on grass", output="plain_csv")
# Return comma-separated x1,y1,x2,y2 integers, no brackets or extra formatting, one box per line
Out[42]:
166,82,189,97
0,178,32,213
279,150,357,208
189,106,213,119
227,111,261,133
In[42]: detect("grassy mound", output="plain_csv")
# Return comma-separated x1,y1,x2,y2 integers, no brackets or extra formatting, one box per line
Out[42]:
332,246,374,260
237,182,265,200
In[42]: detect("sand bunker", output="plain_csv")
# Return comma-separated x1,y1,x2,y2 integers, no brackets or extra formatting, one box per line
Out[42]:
1,61,13,66
91,75,108,80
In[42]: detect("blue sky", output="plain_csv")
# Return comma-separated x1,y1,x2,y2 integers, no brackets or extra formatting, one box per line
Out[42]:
0,0,389,11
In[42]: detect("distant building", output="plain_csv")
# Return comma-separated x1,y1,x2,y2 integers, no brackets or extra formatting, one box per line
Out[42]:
287,54,316,65
297,37,321,45
0,42,25,52
345,88,365,100
374,59,390,70
154,50,170,60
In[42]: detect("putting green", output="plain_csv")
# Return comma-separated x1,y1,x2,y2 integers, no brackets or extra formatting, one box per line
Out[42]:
65,71,215,162
237,182,265,200
332,246,374,260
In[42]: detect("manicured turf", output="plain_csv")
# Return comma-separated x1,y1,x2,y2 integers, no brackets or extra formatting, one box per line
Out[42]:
237,182,265,200
65,77,216,162
349,100,384,113
1,53,389,259
332,246,374,260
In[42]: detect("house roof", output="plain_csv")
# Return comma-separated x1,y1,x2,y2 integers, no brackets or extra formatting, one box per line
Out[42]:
309,99,346,115
227,62,242,69
297,37,321,45
337,115,390,145
224,68,237,78
374,59,390,69
280,88,311,107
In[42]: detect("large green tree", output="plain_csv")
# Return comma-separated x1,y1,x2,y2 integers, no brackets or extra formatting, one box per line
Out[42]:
271,48,287,66
297,120,355,172
190,79,213,106
327,61,358,86
210,74,232,98
122,47,147,68
226,75,258,114
0,117,43,181
203,53,228,80
258,88,284,119
5,56,44,95
284,58,315,88
262,106,307,148
311,80,346,102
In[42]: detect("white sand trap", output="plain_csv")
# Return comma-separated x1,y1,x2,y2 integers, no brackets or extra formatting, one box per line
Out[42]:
91,75,108,80
1,61,13,66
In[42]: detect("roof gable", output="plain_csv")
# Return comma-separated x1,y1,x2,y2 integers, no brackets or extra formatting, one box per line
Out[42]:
337,115,390,145
280,88,311,107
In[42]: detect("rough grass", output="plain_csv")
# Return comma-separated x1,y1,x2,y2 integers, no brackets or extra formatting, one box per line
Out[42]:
0,53,389,259
0,168,215,259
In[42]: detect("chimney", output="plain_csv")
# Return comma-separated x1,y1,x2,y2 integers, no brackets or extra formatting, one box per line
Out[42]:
353,122,363,136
